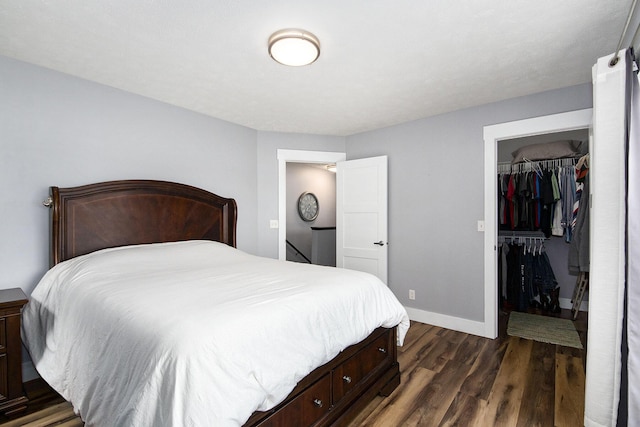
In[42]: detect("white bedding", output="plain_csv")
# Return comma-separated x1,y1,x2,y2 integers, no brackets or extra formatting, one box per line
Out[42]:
22,240,409,427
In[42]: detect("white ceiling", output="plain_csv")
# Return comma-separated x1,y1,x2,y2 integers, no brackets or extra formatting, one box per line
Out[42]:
0,1,632,136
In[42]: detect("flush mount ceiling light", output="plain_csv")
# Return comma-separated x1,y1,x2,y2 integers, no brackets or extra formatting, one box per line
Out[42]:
268,29,320,66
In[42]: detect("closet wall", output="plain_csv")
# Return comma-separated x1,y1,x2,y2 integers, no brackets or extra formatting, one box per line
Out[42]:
497,129,589,307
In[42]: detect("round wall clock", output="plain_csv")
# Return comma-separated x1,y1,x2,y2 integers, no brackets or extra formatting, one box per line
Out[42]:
297,192,319,222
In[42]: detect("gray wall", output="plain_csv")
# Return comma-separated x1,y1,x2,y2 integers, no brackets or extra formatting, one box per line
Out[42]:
345,83,592,322
286,163,336,261
0,55,258,294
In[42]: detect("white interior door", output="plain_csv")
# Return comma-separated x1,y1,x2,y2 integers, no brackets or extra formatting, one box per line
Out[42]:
336,156,388,284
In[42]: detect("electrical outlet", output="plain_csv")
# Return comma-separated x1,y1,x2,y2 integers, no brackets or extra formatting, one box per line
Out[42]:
409,289,415,300
269,220,279,229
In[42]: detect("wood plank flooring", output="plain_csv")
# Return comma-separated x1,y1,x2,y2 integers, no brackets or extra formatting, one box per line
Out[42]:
0,309,586,427
348,309,587,427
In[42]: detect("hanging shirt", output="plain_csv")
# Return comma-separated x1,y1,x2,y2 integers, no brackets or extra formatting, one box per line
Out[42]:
540,170,555,237
569,175,590,273
552,167,565,236
562,165,576,242
507,174,517,230
518,172,530,229
572,164,583,232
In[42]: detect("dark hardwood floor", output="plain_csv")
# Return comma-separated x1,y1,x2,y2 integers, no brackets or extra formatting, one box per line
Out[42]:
0,309,586,427
347,308,587,427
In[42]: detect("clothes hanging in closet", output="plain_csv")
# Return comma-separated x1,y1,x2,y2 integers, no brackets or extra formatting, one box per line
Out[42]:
499,241,560,313
498,162,579,241
569,155,590,273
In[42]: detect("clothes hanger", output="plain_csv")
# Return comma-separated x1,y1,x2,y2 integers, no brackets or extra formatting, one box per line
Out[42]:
577,153,590,169
523,157,543,178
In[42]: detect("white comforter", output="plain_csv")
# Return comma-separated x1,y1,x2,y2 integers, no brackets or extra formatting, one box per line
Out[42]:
22,240,409,427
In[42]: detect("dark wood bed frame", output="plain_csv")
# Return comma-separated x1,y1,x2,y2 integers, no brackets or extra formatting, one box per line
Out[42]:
47,180,401,427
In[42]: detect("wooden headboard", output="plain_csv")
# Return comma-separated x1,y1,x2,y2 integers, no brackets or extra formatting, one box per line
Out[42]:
48,180,237,267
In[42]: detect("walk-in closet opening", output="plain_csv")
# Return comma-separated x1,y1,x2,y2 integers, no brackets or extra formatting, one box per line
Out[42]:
483,108,592,340
497,130,590,325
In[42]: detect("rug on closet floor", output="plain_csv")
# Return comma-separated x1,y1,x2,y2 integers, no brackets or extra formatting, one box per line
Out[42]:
507,311,583,349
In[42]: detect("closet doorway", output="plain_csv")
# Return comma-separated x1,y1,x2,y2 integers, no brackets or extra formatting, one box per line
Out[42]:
483,109,592,339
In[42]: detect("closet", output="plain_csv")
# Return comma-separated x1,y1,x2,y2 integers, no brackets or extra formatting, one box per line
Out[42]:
496,130,590,317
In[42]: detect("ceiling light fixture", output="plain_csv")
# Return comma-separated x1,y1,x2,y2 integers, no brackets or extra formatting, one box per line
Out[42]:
268,29,320,67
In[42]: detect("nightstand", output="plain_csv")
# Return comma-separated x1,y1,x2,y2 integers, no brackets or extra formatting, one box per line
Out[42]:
0,288,28,416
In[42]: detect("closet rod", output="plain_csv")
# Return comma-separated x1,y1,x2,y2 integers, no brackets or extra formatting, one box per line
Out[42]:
497,157,578,174
497,236,545,244
610,0,639,66
497,235,546,253
498,230,545,237
498,231,546,246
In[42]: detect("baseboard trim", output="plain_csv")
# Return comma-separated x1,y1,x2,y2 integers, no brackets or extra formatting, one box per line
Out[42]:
405,298,588,340
559,297,589,312
404,306,488,338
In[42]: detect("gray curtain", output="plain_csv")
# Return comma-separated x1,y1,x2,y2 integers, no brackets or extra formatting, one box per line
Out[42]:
627,51,640,427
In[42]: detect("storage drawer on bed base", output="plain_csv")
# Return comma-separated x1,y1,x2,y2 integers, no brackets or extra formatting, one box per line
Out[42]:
254,374,331,427
246,327,399,427
332,332,392,403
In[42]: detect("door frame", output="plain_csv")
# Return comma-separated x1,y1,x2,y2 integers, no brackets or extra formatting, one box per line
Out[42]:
482,108,593,339
277,150,346,260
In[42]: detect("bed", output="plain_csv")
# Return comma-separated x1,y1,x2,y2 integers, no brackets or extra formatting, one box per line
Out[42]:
22,180,410,426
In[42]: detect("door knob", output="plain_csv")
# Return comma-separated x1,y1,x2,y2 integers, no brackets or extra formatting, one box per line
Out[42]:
373,241,386,246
